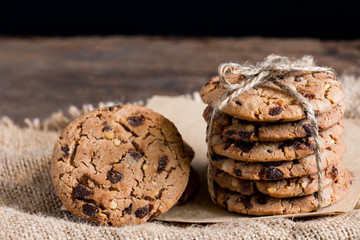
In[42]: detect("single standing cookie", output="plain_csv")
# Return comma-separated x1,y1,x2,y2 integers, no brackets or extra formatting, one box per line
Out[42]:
211,164,342,198
210,121,343,162
51,105,191,226
200,71,343,122
214,170,352,215
209,139,345,180
204,101,345,142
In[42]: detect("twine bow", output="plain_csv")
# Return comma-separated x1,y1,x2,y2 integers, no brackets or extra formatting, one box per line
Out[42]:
207,55,334,211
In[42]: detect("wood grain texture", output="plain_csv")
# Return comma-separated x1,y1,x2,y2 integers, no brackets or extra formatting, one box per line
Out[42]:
0,36,359,123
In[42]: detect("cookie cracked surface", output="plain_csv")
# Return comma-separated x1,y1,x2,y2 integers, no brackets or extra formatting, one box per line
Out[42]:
204,101,346,142
51,105,191,226
200,71,343,122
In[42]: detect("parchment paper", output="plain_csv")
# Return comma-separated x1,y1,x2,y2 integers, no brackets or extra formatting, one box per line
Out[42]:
145,95,360,223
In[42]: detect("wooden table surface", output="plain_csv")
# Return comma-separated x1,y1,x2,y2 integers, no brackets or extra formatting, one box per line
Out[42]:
1,36,359,124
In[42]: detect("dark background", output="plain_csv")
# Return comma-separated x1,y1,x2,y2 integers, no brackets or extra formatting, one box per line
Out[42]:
1,1,360,123
0,0,359,39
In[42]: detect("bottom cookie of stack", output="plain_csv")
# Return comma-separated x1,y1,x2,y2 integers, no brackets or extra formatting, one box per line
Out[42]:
210,168,352,215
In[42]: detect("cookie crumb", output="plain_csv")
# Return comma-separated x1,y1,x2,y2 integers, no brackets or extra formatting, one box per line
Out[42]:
104,131,114,140
113,138,121,146
109,201,117,210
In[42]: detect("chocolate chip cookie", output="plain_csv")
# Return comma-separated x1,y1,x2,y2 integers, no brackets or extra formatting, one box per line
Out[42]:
210,121,343,162
214,170,351,215
211,164,342,198
204,101,345,142
51,105,191,226
209,139,345,180
200,71,343,122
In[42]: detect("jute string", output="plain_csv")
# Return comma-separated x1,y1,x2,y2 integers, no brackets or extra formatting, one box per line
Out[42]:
207,55,334,211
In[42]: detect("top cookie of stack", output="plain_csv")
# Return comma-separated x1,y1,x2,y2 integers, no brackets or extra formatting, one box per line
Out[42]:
201,68,351,215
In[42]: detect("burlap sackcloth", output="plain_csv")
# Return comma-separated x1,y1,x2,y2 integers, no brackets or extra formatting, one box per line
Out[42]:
1,75,360,240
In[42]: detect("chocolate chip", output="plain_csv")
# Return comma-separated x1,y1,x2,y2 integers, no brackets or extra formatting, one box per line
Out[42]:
269,107,283,116
107,170,123,184
82,203,98,217
128,150,142,161
236,141,255,153
330,168,339,180
235,169,242,176
238,131,253,139
103,125,112,132
277,75,284,80
299,91,315,99
302,124,314,136
255,195,267,205
128,115,144,127
225,130,236,136
238,196,253,210
211,153,227,161
135,205,150,219
73,184,92,199
124,204,132,215
61,145,70,158
313,192,319,199
267,149,273,153
294,75,302,82
235,101,242,106
157,156,168,173
263,166,284,179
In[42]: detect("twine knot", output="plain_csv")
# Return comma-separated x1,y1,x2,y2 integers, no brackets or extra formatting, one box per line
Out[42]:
207,55,333,211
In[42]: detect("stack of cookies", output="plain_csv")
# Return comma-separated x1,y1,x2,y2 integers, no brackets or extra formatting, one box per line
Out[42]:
200,70,352,215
